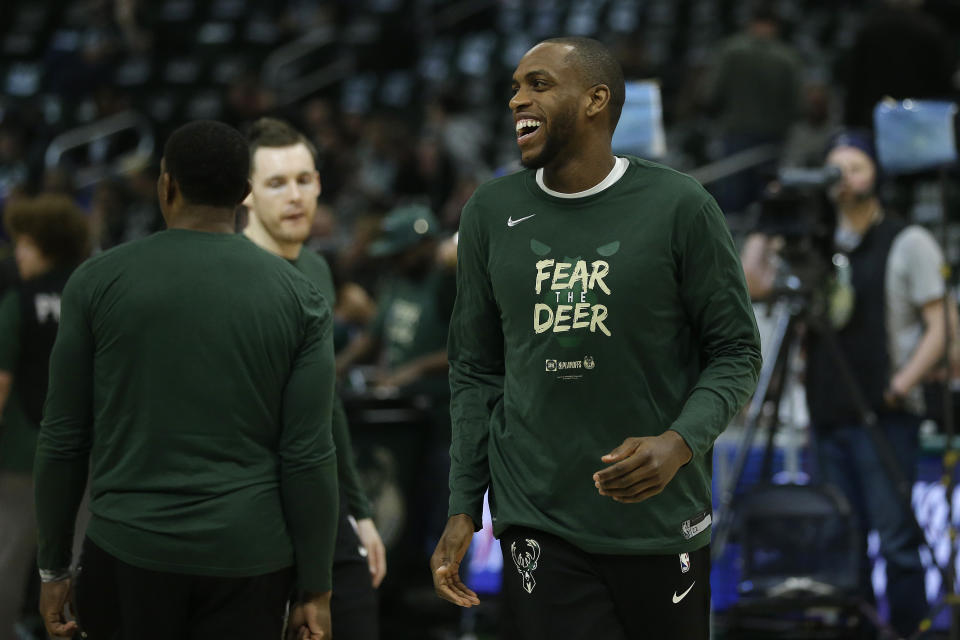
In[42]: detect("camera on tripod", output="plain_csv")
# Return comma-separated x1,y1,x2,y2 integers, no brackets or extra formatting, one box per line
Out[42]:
752,165,843,295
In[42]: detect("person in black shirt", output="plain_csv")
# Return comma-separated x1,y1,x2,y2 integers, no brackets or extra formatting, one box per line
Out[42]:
0,194,88,640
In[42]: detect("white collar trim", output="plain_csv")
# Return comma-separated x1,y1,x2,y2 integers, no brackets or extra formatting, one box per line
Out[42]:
535,156,628,199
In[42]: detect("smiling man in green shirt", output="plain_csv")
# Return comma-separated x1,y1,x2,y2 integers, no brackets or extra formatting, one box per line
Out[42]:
430,37,761,639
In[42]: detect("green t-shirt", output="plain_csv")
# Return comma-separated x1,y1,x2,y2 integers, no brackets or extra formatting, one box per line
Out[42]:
35,229,340,591
448,156,761,554
289,245,373,520
370,269,455,387
0,289,38,474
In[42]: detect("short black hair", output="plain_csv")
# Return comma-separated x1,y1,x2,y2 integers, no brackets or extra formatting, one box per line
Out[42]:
162,120,250,208
541,36,626,133
4,194,89,267
246,117,318,174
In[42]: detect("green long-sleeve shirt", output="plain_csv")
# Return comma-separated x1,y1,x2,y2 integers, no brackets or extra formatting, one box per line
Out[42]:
448,156,761,554
288,245,373,520
35,229,339,591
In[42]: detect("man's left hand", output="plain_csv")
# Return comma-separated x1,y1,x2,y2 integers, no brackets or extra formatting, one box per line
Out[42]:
355,517,387,588
593,431,693,503
39,578,77,638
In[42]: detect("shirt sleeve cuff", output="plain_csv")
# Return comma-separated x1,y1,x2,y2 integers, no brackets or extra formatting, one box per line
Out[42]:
39,568,72,583
447,499,483,532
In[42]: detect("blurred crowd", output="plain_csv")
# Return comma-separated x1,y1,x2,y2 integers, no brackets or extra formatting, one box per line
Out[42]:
1,0,958,258
2,0,960,637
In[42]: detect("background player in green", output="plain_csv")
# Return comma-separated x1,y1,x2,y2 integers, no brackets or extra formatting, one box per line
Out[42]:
336,204,454,395
242,116,386,639
430,37,761,639
34,120,338,640
337,203,457,593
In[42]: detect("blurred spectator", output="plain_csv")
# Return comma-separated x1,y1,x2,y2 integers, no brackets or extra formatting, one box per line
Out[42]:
702,1,804,213
336,204,454,400
842,0,954,129
782,81,841,168
0,195,89,640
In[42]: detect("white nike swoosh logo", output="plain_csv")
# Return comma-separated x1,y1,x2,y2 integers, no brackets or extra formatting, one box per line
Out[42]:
672,581,695,604
507,214,536,227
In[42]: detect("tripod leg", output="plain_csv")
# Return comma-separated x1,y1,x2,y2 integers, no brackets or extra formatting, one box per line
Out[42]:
712,299,797,559
758,335,795,482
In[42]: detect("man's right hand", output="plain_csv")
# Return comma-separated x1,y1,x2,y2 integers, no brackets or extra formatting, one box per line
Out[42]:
39,578,77,638
286,591,332,640
430,514,480,607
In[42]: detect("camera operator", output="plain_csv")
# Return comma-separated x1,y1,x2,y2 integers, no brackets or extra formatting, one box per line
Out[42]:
742,130,943,637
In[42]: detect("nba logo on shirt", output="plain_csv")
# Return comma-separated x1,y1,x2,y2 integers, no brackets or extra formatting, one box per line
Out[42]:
679,552,691,574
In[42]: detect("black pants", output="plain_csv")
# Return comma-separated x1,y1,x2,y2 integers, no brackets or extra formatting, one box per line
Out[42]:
331,509,379,640
499,527,710,640
74,537,293,640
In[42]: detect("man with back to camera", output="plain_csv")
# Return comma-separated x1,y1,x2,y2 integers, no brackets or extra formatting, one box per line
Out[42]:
429,37,761,639
34,120,338,640
242,116,387,639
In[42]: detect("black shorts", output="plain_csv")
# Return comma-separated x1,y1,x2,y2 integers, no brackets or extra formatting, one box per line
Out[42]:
499,527,710,640
74,537,293,640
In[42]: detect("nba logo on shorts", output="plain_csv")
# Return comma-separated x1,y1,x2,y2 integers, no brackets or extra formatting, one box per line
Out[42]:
679,552,691,574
